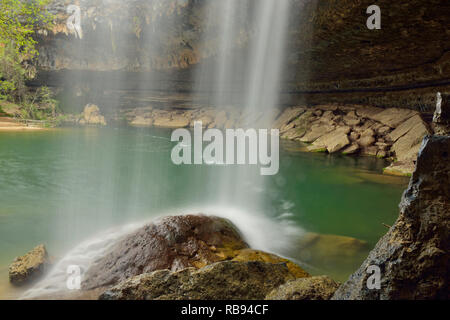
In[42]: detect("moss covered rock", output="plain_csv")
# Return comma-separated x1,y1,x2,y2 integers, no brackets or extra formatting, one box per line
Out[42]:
9,244,50,286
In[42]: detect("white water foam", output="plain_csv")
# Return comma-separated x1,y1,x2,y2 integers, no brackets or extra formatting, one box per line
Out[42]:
22,207,303,299
180,206,304,255
22,222,143,299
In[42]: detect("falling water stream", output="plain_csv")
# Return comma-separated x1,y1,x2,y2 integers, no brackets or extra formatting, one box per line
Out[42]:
0,1,408,299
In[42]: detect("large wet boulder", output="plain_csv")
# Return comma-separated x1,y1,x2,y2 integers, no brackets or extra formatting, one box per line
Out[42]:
333,135,450,300
265,276,340,300
82,215,249,290
296,232,369,266
99,261,297,300
9,245,50,286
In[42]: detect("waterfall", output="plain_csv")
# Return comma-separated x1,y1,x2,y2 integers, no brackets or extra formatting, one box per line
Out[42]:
193,0,293,214
244,0,291,128
194,0,291,123
22,0,302,299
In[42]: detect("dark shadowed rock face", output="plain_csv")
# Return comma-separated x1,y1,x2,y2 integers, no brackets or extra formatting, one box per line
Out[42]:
82,215,248,290
37,0,450,110
332,135,450,300
99,261,296,300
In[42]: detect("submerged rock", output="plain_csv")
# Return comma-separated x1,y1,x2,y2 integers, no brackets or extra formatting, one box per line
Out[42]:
82,215,248,290
266,276,339,300
296,233,369,268
355,171,409,186
9,245,50,286
383,161,415,177
333,135,450,300
99,261,297,300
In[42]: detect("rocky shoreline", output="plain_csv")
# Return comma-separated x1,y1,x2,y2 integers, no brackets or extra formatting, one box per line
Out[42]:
1,94,434,177
110,102,431,176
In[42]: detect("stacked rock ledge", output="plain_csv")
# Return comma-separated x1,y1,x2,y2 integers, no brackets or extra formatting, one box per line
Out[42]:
274,104,431,176
120,103,432,176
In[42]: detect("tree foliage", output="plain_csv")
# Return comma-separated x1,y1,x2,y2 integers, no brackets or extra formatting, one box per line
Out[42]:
0,0,53,106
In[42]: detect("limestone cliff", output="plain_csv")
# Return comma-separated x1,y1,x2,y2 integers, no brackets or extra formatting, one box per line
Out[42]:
34,0,450,111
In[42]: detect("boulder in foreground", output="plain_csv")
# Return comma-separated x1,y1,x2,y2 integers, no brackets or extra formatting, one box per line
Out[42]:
82,215,249,290
9,244,49,286
99,261,297,300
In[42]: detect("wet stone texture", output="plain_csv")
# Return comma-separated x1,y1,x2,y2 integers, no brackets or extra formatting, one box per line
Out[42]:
333,135,450,300
99,261,297,300
82,215,249,290
9,245,50,286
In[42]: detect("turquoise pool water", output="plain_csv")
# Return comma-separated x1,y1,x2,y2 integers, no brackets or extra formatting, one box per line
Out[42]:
0,127,408,298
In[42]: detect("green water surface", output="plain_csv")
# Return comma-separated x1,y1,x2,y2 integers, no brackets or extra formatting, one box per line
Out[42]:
0,127,408,298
